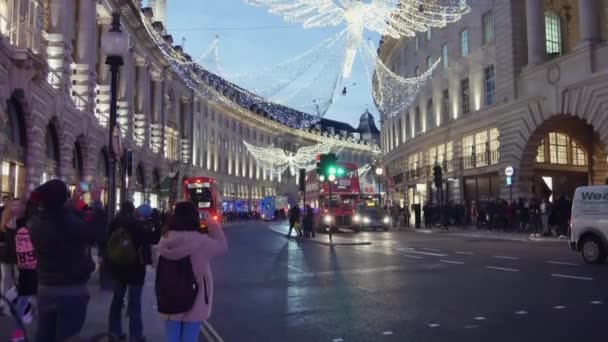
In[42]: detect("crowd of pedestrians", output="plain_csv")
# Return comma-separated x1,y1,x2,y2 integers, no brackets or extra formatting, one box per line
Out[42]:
400,196,572,238
0,179,228,342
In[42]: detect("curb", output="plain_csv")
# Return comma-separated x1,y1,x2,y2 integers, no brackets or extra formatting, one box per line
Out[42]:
401,227,564,243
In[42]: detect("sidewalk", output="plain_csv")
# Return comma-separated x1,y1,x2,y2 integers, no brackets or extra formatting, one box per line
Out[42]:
0,270,165,341
399,225,565,243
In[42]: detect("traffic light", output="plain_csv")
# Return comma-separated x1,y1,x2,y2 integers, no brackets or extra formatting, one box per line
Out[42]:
433,165,443,189
317,153,342,181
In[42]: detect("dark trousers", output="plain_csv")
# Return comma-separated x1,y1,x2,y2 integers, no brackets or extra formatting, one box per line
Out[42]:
35,291,89,342
109,280,144,340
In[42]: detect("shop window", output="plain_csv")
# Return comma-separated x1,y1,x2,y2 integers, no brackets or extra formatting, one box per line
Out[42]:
462,134,474,169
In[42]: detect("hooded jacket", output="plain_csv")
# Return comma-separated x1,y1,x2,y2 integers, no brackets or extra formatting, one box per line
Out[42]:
157,224,227,322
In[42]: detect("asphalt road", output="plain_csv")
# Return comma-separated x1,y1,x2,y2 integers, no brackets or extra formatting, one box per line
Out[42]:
209,221,608,342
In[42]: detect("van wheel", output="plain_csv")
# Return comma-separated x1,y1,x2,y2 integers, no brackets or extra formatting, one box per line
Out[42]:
581,236,606,264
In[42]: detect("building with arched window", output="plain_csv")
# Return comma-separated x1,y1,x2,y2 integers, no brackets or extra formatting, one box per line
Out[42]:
378,0,608,207
0,0,379,209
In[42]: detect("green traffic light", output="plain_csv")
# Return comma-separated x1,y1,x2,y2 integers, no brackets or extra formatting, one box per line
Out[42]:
328,166,336,175
337,168,345,176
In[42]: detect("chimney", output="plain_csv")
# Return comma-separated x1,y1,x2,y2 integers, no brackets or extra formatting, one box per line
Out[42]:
149,0,167,31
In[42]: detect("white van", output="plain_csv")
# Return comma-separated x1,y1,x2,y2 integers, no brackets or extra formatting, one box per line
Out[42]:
570,185,608,264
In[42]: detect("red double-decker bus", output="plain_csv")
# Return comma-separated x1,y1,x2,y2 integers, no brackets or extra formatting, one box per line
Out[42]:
183,177,222,230
305,162,361,232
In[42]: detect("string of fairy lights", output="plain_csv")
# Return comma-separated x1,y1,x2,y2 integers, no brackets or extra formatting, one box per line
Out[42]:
139,0,469,175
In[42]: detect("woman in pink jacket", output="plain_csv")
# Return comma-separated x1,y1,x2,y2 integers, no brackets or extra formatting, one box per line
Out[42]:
157,202,227,342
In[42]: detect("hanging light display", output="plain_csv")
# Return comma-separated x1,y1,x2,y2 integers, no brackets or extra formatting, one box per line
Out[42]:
244,0,470,77
141,12,321,128
244,140,336,175
359,37,440,118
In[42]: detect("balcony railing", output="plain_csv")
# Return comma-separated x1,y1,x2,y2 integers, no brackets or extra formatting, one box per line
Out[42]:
461,149,500,169
46,69,62,90
70,92,87,111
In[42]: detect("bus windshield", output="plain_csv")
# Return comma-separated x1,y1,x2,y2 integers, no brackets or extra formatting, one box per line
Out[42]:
186,183,213,208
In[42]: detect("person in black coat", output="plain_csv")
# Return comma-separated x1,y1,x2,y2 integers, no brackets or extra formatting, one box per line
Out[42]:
303,206,315,238
107,202,161,342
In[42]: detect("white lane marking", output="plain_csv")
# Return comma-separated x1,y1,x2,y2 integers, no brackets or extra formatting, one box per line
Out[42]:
440,260,465,265
455,251,474,255
287,265,307,274
473,316,486,321
382,331,394,336
398,248,448,257
547,261,579,266
202,321,224,342
492,255,519,260
357,286,374,293
486,266,519,272
428,323,440,328
464,325,481,329
401,254,424,259
553,305,567,310
515,310,528,315
551,273,593,281
333,339,344,342
590,300,603,305
421,247,441,252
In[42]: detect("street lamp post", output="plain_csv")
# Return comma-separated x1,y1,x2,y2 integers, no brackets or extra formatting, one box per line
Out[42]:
102,13,129,220
375,166,383,207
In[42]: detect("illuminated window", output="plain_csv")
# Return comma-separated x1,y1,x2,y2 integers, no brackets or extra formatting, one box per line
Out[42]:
475,131,488,166
545,11,562,55
446,142,454,171
549,132,568,164
462,134,474,169
571,140,587,166
489,128,499,164
536,132,587,166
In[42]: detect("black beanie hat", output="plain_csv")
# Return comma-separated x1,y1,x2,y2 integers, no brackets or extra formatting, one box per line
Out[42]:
36,179,69,210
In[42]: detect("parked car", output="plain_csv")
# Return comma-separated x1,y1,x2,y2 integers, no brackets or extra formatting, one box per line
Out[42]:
569,185,608,264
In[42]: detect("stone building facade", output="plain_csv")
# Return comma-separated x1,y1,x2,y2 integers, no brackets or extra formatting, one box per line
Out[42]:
0,0,379,211
378,0,608,207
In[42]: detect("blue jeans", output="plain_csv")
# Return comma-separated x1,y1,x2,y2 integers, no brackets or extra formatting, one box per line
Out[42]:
165,320,201,342
109,281,143,340
35,292,89,342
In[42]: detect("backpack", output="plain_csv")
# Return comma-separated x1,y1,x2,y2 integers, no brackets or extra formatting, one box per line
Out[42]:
107,227,138,266
155,256,199,315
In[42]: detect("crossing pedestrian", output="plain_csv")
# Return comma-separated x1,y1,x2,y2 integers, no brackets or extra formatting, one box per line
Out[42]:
107,202,161,342
287,204,301,237
28,179,107,342
156,202,227,342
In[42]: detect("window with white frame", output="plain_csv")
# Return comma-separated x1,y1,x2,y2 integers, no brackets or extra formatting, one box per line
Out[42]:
414,106,421,134
482,11,494,45
545,11,562,55
442,89,450,124
426,56,432,69
415,35,420,51
426,28,432,41
536,132,587,166
442,43,448,69
460,29,469,57
484,65,496,106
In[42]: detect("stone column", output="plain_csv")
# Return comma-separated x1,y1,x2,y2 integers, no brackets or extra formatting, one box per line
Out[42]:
134,59,148,146
525,0,546,67
150,74,164,154
73,0,97,110
578,0,602,46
